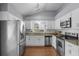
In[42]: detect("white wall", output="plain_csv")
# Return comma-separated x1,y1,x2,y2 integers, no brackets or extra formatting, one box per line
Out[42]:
8,4,23,20
0,3,23,20
55,3,79,19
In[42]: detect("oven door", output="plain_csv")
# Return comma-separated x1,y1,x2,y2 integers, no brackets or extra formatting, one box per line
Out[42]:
56,39,65,56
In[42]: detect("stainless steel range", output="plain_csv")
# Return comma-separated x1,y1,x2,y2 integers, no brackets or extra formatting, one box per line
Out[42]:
56,36,65,56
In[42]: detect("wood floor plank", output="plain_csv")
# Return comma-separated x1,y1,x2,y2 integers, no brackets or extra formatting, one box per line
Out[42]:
23,47,59,56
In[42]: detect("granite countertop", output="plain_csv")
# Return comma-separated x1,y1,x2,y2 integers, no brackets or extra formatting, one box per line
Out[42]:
25,32,55,36
65,40,79,46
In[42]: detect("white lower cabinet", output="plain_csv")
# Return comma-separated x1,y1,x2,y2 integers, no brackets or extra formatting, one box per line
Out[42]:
72,44,79,56
52,35,56,49
26,35,45,46
65,41,79,56
26,36,30,46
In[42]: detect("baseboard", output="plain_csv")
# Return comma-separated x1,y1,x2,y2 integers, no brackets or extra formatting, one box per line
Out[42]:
26,46,45,47
26,45,53,48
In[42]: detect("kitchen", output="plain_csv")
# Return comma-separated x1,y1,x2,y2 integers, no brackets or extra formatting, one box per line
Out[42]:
0,3,79,56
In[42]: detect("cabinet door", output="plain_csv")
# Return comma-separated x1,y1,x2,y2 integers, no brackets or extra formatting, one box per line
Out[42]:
34,36,44,46
47,21,54,29
65,41,72,56
65,41,73,56
26,36,39,46
26,36,30,46
55,19,61,29
29,36,36,46
68,45,73,56
28,36,44,46
65,41,69,56
25,21,31,29
39,21,45,30
52,35,56,49
37,36,44,46
72,8,79,29
72,44,79,56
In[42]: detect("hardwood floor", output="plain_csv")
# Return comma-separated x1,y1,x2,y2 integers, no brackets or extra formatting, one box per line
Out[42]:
23,46,59,56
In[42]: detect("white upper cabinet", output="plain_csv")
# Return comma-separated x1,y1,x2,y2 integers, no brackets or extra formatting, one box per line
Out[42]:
47,21,54,29
72,8,79,29
25,20,54,32
39,21,46,30
55,18,61,29
25,21,31,29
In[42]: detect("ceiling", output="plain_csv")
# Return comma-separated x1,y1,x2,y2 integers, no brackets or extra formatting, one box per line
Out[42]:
11,3,64,16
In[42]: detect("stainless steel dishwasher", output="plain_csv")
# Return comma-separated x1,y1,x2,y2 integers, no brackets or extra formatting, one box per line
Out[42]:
45,36,52,47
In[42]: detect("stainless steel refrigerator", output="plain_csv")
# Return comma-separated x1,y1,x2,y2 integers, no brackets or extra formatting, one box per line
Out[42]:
0,20,20,56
